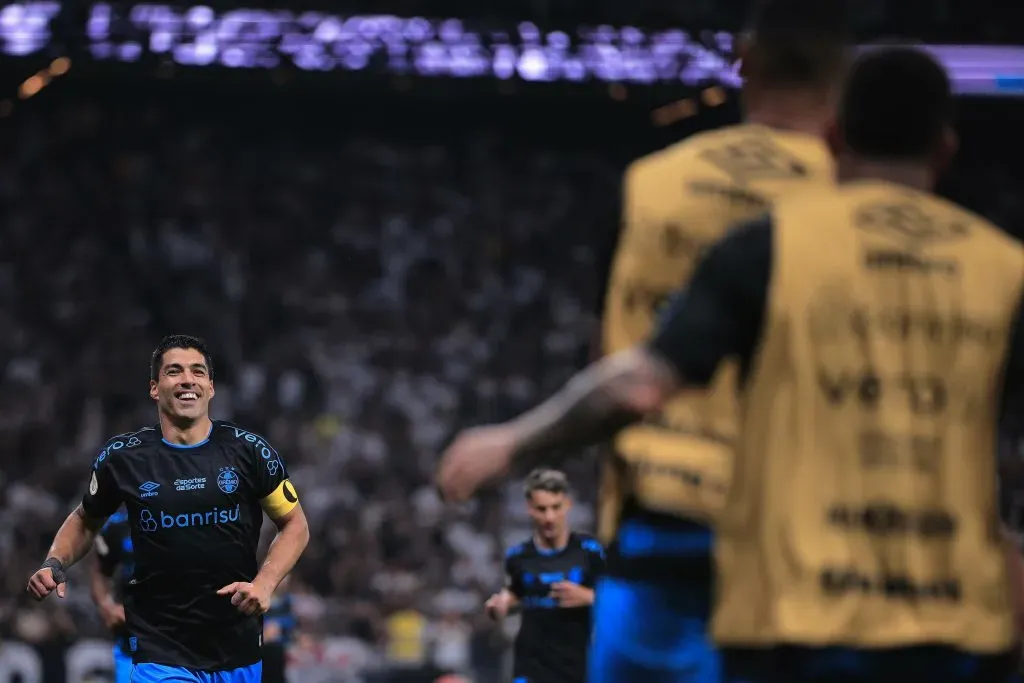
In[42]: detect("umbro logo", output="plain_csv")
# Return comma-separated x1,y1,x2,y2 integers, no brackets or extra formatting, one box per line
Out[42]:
699,136,808,186
855,201,969,248
139,481,161,498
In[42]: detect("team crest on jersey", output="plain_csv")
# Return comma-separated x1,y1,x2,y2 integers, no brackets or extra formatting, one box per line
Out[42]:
217,467,240,494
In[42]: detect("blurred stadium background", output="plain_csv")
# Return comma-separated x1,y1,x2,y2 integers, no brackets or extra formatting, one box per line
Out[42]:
1,0,1023,681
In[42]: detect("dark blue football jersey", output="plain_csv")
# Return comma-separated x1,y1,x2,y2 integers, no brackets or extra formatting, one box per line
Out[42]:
81,421,293,671
505,532,606,683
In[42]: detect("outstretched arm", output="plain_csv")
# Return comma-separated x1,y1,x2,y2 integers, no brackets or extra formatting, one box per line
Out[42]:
437,217,772,502
505,348,681,470
505,216,772,471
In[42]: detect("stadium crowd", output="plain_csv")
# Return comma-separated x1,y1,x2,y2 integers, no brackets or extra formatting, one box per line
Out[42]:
0,92,616,680
0,89,1021,681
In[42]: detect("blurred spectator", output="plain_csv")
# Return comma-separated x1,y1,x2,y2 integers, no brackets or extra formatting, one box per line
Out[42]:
428,609,473,675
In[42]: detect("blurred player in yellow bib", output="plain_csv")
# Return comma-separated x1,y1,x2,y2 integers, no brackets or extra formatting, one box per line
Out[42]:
645,46,1024,683
439,46,1024,683
593,1,848,680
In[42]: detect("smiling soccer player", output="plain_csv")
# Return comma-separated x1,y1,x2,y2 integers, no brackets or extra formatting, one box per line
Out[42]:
28,334,310,683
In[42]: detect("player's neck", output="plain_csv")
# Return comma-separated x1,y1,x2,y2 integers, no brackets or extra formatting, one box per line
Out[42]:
159,413,214,446
838,158,934,193
534,530,570,552
745,91,832,139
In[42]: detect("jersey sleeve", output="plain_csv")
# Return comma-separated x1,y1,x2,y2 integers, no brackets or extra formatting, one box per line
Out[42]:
647,215,773,387
247,435,299,520
504,547,525,597
81,445,122,520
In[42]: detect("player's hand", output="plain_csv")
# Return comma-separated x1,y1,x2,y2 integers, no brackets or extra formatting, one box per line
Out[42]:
549,581,592,609
100,601,127,631
26,566,67,601
437,425,516,502
217,581,273,616
484,591,514,620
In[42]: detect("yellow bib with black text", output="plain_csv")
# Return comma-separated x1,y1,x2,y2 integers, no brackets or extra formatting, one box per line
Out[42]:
599,124,835,540
712,180,1024,652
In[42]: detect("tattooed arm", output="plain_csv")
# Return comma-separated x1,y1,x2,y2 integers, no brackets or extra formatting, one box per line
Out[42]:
503,216,774,472
437,217,772,502
505,348,681,469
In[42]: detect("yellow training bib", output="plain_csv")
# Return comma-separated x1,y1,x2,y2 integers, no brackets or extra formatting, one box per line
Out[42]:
599,124,835,540
713,180,1024,653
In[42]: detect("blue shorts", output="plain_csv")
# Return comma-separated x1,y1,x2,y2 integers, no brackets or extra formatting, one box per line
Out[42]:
590,576,720,683
113,643,133,683
722,646,1020,683
130,662,262,683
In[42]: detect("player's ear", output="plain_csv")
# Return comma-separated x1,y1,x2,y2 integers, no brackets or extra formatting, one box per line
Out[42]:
149,379,159,401
208,381,215,398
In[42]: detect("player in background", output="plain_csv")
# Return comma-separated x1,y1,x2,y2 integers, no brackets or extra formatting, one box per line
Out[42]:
261,576,296,683
483,469,605,683
27,334,310,683
91,508,133,683
439,47,1024,683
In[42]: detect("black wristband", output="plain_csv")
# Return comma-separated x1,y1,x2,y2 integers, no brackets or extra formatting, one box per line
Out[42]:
40,558,67,584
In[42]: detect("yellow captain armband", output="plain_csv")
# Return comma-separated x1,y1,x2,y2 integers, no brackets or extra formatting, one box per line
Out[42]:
260,479,299,519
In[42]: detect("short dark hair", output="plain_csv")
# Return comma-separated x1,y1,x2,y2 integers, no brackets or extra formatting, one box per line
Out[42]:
150,334,215,381
523,468,569,498
743,0,851,89
839,46,953,160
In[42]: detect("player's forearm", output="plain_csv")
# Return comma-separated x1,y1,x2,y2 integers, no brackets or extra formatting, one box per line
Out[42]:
507,349,676,468
89,564,117,608
254,515,309,591
47,505,104,568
